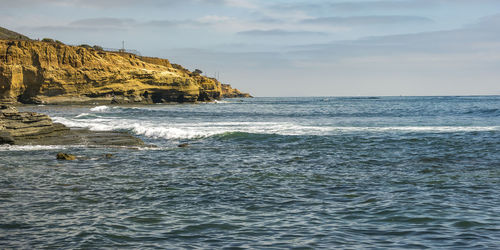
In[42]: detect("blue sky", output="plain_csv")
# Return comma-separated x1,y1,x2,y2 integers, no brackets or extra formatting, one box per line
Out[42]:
2,0,500,96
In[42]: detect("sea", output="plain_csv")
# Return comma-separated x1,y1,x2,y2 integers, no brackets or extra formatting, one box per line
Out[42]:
1,96,499,249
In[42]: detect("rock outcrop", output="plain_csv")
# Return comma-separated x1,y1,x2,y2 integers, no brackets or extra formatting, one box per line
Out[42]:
221,84,252,98
0,105,144,146
0,105,69,143
56,152,76,161
0,39,249,104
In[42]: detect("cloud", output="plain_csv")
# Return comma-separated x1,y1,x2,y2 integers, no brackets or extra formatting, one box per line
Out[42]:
273,0,500,13
144,16,233,28
0,0,257,9
197,15,233,24
322,0,433,12
143,20,180,27
69,18,136,28
65,15,233,30
237,29,327,36
271,0,432,13
222,0,258,9
471,13,500,29
287,13,500,67
302,15,433,26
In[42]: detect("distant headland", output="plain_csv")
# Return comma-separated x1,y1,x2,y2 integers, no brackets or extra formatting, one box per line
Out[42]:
0,26,251,105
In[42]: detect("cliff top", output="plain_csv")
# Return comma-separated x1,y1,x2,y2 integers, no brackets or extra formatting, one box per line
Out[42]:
0,26,30,40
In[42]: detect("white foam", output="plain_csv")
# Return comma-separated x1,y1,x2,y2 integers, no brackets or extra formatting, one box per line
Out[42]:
90,106,110,112
0,145,70,151
75,113,93,118
51,114,500,140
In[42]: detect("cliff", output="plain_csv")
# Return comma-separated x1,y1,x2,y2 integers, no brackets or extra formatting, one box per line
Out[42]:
0,39,249,104
221,84,252,98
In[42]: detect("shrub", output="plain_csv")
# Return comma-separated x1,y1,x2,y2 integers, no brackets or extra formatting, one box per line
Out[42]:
172,64,185,70
55,40,64,45
93,45,103,51
79,44,92,49
193,69,203,75
41,38,55,43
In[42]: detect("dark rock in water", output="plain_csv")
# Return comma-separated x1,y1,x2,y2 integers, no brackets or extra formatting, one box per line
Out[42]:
0,131,15,145
104,153,114,158
0,106,145,147
57,152,76,161
48,129,144,147
178,143,189,148
0,105,17,112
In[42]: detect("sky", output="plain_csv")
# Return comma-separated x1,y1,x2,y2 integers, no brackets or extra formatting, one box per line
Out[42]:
1,0,500,96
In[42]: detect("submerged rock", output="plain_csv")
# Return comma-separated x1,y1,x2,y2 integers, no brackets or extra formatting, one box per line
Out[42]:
56,152,76,161
104,153,114,158
0,131,14,145
178,143,189,148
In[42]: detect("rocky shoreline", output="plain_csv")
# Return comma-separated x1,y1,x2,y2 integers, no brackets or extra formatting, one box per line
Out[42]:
0,105,144,146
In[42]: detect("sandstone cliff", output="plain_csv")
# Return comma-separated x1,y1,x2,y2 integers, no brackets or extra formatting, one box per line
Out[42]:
221,84,252,98
0,39,249,104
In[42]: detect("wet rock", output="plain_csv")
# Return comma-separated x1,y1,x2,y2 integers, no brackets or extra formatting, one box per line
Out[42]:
0,105,18,112
0,107,145,147
0,131,14,145
1,107,70,144
178,143,189,148
57,152,76,161
104,153,114,158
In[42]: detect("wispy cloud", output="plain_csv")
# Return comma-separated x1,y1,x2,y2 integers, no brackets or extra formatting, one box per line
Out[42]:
302,15,433,26
289,13,500,65
237,29,327,36
69,18,136,28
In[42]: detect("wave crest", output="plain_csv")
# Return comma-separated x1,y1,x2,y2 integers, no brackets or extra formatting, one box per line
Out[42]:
90,106,110,112
52,115,500,141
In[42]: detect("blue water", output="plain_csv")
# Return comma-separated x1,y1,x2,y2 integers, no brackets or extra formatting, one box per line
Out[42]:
1,96,499,249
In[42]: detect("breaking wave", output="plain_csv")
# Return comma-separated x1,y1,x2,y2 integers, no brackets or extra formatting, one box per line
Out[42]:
90,106,110,112
52,116,500,140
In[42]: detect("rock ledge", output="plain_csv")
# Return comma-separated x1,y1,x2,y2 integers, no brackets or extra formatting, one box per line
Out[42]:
0,105,144,146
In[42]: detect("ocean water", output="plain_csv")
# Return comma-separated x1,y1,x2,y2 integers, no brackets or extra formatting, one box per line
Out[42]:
1,96,499,249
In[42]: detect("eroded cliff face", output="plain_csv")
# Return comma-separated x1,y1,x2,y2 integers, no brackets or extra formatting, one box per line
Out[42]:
221,84,252,98
0,40,247,104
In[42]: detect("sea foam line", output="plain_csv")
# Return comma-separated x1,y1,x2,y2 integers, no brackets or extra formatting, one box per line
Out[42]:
51,116,500,140
89,105,110,112
0,145,72,151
